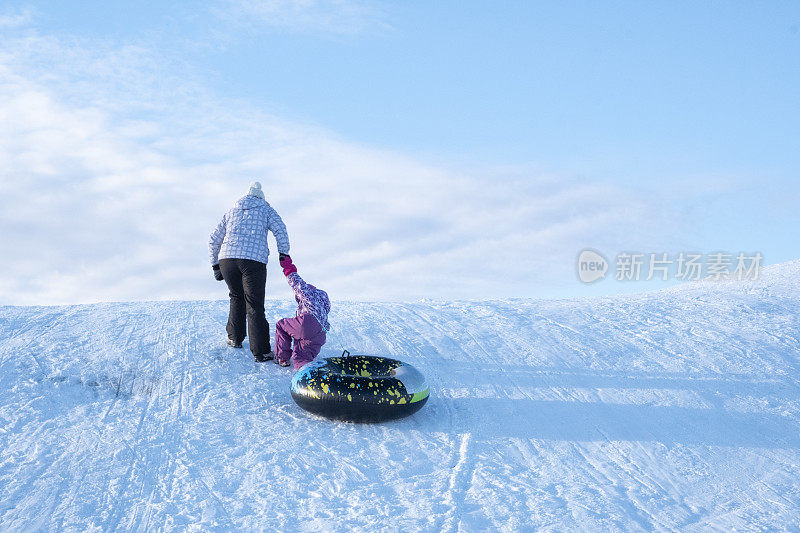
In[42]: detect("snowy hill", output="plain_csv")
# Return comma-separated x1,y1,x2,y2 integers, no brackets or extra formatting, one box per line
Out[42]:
2,261,800,531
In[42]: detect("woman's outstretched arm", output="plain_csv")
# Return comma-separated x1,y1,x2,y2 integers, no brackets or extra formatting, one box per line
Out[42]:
267,207,290,255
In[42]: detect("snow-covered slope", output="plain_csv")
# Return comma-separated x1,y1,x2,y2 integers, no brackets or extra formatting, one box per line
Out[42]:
2,262,799,531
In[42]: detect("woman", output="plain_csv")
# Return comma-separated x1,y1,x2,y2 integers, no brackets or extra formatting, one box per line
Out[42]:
208,181,290,362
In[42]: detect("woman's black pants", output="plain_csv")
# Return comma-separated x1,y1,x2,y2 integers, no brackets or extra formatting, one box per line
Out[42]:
219,258,270,356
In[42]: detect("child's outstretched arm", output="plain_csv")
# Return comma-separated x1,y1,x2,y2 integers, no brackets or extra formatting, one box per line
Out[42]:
280,255,311,295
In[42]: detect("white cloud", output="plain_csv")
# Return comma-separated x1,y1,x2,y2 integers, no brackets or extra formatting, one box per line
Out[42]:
0,6,33,29
216,0,388,35
0,27,677,305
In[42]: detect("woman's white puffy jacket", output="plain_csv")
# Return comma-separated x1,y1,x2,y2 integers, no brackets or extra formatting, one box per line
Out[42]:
209,195,290,266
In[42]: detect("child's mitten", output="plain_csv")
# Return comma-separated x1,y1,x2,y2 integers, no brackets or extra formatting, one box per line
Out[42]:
282,257,298,276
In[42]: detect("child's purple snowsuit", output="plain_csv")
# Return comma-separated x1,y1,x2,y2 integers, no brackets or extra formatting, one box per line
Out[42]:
276,272,330,370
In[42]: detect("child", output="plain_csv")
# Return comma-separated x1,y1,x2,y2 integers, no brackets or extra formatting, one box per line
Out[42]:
275,255,331,370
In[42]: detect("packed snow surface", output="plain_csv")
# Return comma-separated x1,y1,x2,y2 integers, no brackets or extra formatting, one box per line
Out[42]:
2,262,800,531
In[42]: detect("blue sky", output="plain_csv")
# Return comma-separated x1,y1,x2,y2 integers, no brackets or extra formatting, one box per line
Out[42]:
0,1,798,304
30,2,800,167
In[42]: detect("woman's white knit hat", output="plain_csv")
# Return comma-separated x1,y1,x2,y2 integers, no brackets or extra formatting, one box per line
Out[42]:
248,181,265,199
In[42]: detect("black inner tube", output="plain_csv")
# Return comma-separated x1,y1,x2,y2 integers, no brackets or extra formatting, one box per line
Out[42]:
290,355,429,422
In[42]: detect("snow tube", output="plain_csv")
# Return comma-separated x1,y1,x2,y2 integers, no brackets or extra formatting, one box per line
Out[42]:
290,353,430,423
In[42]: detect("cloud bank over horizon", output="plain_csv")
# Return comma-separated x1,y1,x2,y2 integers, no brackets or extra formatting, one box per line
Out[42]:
0,10,686,306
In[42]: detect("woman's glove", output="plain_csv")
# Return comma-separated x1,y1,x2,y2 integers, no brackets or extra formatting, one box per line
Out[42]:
213,264,224,281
